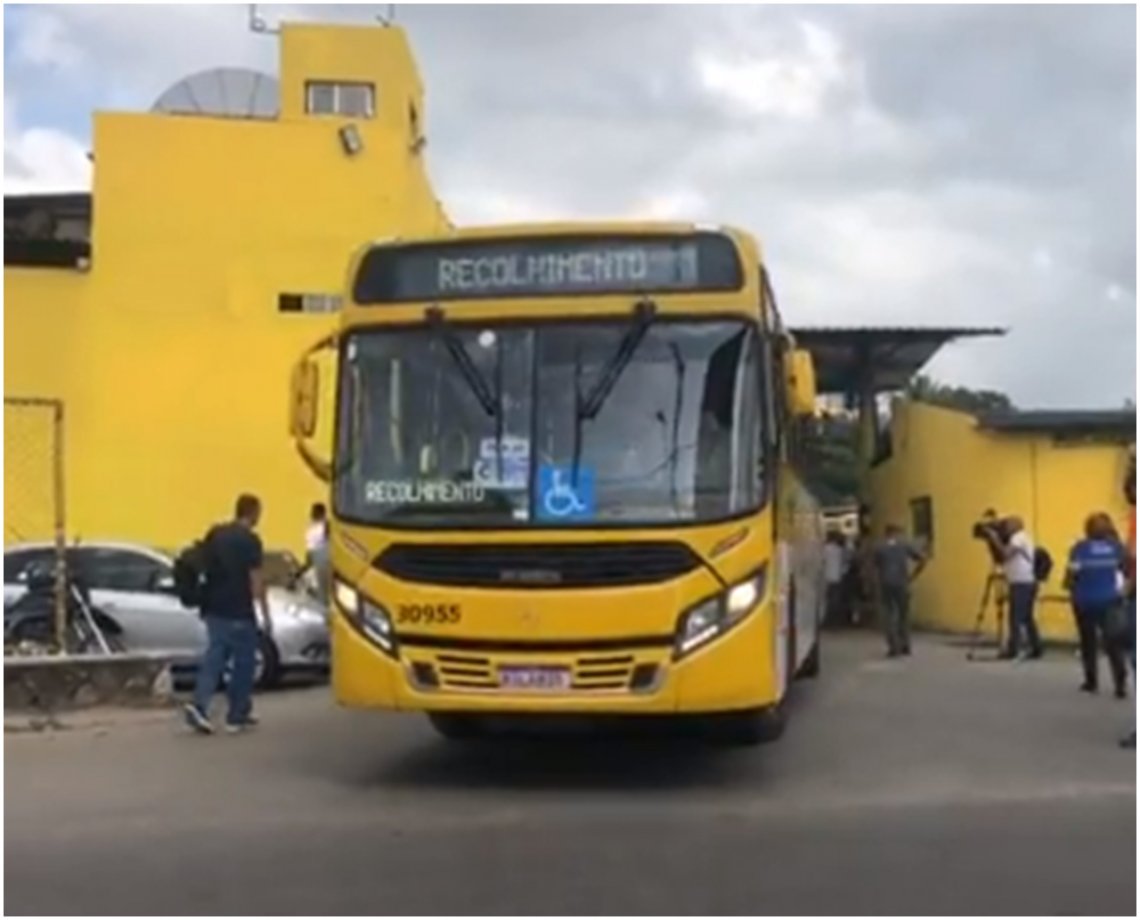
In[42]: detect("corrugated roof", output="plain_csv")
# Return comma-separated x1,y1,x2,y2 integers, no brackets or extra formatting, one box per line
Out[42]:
790,326,1006,337
788,326,1006,395
976,410,1136,435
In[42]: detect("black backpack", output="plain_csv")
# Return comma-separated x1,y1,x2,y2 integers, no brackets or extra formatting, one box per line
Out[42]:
1033,546,1054,583
172,528,215,609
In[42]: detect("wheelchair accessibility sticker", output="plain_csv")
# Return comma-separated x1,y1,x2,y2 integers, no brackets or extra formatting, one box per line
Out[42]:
537,465,596,522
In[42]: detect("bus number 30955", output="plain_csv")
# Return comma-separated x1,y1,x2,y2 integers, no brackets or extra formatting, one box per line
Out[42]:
396,604,461,625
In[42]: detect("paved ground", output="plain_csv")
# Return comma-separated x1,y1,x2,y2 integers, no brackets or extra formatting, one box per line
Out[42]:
5,633,1136,915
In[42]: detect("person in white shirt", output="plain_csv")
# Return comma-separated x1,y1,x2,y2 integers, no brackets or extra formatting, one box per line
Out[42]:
823,531,849,627
1000,516,1043,659
304,503,330,606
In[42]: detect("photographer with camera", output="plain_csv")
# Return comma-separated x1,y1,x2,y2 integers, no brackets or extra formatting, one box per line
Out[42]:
1003,517,1043,660
976,512,1043,660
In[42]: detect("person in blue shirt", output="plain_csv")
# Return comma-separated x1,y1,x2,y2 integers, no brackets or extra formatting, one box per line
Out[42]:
1065,512,1128,698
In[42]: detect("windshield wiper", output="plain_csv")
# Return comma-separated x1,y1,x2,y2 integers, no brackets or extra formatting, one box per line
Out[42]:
569,299,657,489
667,341,685,512
578,299,657,420
426,306,499,418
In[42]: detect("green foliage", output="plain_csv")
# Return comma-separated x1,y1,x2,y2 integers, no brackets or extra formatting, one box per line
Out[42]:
906,375,1014,413
798,414,859,507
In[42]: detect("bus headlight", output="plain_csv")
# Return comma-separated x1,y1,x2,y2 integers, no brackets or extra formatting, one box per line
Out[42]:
676,597,722,655
674,567,767,659
334,577,398,659
334,579,358,615
360,598,396,655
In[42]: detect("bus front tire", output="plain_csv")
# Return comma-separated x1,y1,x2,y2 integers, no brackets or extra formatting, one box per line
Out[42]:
714,705,786,746
428,713,484,741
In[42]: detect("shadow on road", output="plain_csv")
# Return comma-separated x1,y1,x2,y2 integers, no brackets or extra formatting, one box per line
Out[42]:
315,683,826,795
366,725,765,793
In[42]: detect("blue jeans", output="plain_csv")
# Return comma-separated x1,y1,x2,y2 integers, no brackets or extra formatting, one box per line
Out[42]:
1127,594,1137,668
1007,582,1041,656
192,616,258,724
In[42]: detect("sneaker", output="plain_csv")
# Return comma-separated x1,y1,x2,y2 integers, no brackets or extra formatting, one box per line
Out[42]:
183,704,214,735
1115,686,1127,700
225,714,259,734
1120,731,1136,749
1080,682,1099,694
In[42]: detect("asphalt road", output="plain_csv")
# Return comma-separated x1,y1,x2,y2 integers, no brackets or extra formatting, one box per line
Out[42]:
5,633,1136,915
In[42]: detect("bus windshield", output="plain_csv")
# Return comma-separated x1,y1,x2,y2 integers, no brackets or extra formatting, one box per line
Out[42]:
335,318,767,528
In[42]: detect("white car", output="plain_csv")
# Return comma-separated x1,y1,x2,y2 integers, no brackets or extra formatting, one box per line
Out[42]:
3,541,329,687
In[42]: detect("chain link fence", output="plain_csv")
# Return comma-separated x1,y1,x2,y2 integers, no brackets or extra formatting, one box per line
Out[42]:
4,397,67,651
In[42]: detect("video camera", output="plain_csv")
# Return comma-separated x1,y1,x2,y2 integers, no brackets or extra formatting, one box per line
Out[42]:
972,510,1008,566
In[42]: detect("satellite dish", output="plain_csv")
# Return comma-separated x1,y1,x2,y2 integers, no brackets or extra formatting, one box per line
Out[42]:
151,67,279,120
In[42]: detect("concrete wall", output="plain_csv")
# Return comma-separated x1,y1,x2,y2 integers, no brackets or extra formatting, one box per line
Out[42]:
869,400,1132,640
4,23,449,555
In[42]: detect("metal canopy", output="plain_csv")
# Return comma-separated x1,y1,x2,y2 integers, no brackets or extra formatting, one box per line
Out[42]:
789,326,1006,395
976,410,1136,436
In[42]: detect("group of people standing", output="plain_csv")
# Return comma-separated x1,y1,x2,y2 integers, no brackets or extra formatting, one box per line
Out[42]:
823,522,925,658
823,492,1137,749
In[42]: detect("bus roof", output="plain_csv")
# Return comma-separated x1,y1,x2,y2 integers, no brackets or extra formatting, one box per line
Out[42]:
362,220,755,249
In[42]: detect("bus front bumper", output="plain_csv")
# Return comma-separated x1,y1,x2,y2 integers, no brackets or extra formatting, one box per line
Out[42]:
330,602,781,716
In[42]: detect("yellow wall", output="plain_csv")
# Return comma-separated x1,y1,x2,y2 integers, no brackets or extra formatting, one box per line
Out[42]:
4,23,449,554
869,400,1132,640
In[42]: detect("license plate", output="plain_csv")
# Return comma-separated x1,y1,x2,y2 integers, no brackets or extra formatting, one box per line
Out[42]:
498,666,571,691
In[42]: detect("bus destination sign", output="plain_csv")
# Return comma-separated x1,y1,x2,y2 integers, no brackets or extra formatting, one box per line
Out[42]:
352,233,744,304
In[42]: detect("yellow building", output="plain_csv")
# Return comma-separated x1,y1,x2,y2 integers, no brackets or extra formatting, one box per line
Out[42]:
5,22,449,553
869,400,1135,641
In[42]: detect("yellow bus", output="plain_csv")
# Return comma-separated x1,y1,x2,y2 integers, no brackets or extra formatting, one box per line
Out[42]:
290,223,824,744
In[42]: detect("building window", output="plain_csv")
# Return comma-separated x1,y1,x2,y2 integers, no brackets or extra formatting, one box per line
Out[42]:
305,81,375,118
278,293,342,314
910,496,934,553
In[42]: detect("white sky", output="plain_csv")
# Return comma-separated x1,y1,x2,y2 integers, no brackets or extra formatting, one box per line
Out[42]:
4,3,1136,408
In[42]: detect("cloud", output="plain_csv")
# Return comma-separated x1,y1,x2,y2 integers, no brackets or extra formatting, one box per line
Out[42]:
694,20,861,121
11,6,85,73
3,94,90,194
3,4,1135,407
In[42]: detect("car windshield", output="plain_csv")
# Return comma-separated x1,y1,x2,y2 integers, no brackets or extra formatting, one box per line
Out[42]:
334,318,767,528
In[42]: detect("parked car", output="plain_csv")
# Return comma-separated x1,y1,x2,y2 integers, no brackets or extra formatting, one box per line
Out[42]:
3,541,329,687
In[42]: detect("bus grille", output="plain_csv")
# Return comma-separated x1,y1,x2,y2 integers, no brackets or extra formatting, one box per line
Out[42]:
417,652,657,693
375,542,702,589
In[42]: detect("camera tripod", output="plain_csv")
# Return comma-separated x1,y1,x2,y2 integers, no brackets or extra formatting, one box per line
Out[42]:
966,568,1009,661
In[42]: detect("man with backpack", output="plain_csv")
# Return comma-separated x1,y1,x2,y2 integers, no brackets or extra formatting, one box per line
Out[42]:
181,493,271,735
999,516,1045,660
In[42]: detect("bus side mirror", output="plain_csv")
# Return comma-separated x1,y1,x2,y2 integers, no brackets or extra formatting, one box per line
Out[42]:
786,349,817,418
290,359,320,440
289,334,337,483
